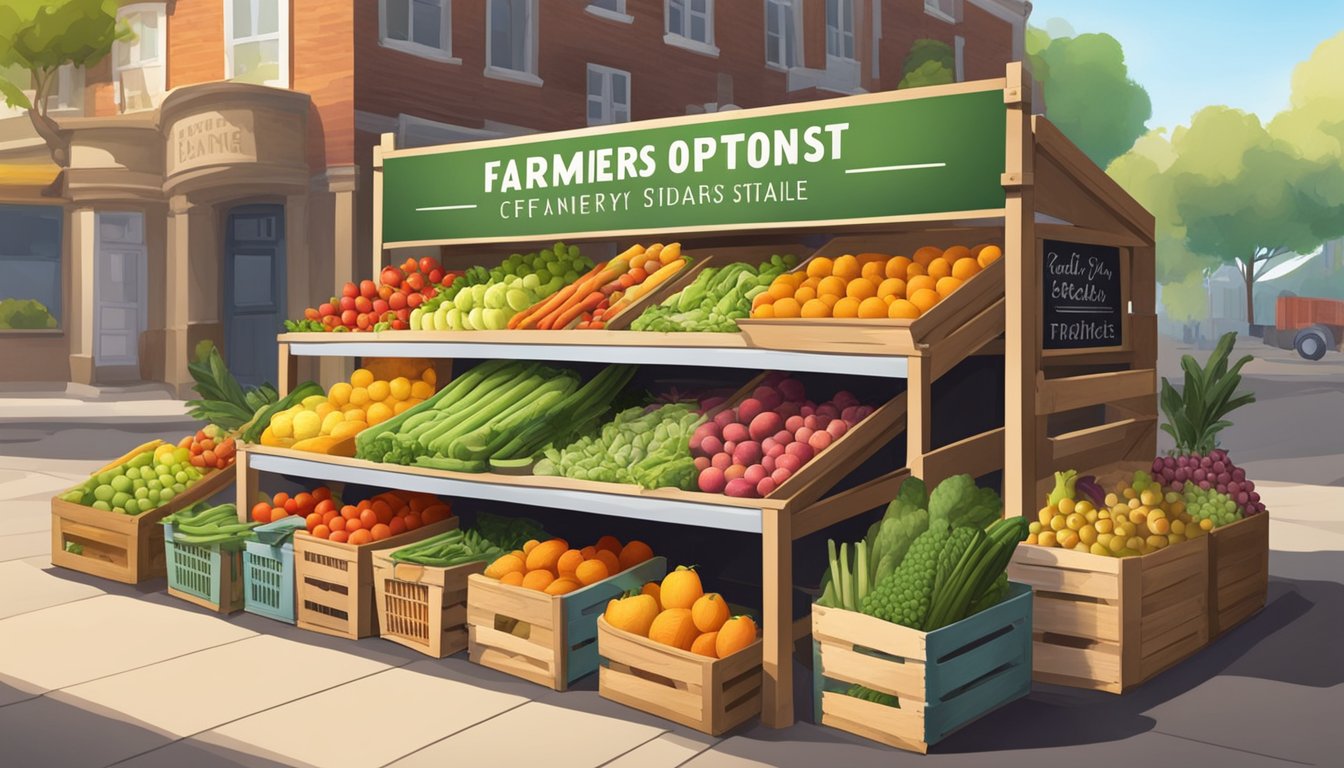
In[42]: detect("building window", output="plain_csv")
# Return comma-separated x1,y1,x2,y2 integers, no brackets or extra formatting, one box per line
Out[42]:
113,4,166,111
665,0,717,56
224,0,290,87
765,0,800,69
486,0,541,85
586,0,631,22
924,0,962,23
0,64,82,118
826,0,855,60
381,0,455,61
0,205,62,330
587,64,630,125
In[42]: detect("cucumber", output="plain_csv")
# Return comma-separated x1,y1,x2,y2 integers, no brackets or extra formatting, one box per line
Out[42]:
414,456,487,473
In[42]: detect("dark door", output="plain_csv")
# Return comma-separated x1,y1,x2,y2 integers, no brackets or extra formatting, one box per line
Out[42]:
224,204,285,388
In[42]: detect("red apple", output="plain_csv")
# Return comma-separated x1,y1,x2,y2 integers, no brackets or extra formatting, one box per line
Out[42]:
381,267,403,288
428,268,445,285
395,307,411,322
359,279,377,299
357,313,372,330
354,296,372,313
378,284,394,301
391,319,408,330
372,299,389,315
419,257,439,275
341,309,358,326
322,314,340,328
339,296,356,312
342,282,358,298
405,273,425,291
318,302,335,316
388,292,407,310
402,258,418,273
407,292,424,308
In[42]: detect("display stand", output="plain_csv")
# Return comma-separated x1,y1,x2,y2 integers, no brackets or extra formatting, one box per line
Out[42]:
244,63,1160,725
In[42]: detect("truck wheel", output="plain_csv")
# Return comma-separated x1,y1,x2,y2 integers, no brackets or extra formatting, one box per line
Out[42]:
1294,326,1332,361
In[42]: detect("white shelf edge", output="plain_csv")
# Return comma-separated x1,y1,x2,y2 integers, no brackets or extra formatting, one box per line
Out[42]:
247,452,765,534
285,341,909,379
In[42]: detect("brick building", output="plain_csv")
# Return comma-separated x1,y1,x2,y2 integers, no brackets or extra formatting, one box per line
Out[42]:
0,0,1028,394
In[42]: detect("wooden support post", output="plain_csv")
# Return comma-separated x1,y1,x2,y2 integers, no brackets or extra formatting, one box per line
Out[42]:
1003,62,1038,519
905,356,931,478
372,133,393,285
277,343,298,397
235,448,258,523
761,506,793,728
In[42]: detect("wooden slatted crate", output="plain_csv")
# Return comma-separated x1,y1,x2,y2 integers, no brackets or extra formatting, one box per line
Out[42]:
372,550,483,657
467,557,667,690
1207,512,1269,637
295,518,458,640
597,616,762,736
50,466,235,585
811,583,1033,754
1007,538,1208,693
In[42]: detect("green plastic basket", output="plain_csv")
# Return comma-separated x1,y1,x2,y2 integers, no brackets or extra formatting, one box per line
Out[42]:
163,521,245,613
244,517,305,623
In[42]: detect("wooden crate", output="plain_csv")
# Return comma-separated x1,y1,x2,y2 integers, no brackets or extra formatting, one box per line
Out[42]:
467,556,667,690
597,616,762,736
812,583,1033,754
295,518,458,640
49,466,236,585
372,550,484,657
1007,538,1209,693
736,230,1006,356
1207,512,1269,637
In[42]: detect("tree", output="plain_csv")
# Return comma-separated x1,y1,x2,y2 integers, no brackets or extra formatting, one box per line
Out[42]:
0,0,127,196
897,39,954,90
1028,25,1152,168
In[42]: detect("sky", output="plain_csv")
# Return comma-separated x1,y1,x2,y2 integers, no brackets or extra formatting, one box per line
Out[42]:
1027,0,1344,132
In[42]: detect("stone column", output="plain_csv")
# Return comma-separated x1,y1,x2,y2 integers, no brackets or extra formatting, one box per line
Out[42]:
164,194,193,397
67,206,97,385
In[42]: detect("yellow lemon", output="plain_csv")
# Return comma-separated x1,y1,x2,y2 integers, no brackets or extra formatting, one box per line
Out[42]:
367,380,391,403
292,410,321,440
270,411,294,439
301,394,327,410
320,410,344,436
344,408,366,423
389,376,412,401
350,368,374,388
327,382,352,407
349,386,371,406
314,402,335,420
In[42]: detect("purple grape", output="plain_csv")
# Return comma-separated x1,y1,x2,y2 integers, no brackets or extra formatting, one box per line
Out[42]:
1174,468,1188,482
1245,479,1256,491
1199,480,1211,490
1249,491,1260,503
1213,461,1226,475
1201,456,1213,468
1227,481,1241,495
1172,480,1185,491
1194,468,1207,482
1178,455,1191,468
1218,472,1231,484
1165,456,1176,469
1233,468,1246,482
1237,492,1249,505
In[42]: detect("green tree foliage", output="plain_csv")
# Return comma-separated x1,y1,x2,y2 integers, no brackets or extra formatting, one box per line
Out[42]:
1028,26,1152,168
897,39,954,90
0,0,126,180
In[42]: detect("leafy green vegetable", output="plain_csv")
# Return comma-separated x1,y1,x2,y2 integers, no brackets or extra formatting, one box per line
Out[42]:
1047,469,1078,507
846,684,899,708
929,474,1002,530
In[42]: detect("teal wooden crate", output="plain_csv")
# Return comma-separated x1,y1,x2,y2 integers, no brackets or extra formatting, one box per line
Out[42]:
812,582,1032,753
243,517,305,623
468,556,667,690
162,522,246,614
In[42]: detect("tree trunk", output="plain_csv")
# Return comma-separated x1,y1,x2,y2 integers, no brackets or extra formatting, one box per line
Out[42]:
26,71,70,198
1243,256,1256,327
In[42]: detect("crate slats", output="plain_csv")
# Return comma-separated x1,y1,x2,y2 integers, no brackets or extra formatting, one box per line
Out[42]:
1207,513,1269,637
373,550,481,657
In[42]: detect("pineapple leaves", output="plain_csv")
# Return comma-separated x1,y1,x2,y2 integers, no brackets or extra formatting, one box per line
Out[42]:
1161,332,1256,454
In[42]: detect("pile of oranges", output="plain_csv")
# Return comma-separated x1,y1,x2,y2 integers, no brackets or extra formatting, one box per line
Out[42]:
749,244,1001,320
297,489,451,545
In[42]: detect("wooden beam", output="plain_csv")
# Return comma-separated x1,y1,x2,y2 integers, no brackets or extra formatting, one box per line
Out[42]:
1003,61,1038,519
792,469,912,541
1051,417,1154,462
929,298,1005,381
761,507,794,728
905,357,931,479
1032,116,1156,245
920,428,1005,487
1036,369,1156,415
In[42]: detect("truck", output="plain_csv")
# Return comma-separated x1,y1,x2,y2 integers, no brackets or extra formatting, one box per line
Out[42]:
1263,296,1344,360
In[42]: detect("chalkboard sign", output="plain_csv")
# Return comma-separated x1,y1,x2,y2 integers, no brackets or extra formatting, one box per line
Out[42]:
1043,240,1123,349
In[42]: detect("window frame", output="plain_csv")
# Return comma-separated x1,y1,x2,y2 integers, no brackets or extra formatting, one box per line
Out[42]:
0,204,64,332
223,0,291,88
484,0,542,86
379,0,458,63
826,0,856,62
664,0,718,57
112,3,167,109
586,63,631,126
924,0,962,24
586,0,632,23
764,0,801,70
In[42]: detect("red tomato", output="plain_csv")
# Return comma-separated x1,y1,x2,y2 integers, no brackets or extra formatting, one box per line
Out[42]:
372,299,389,315
388,292,407,311
428,268,445,285
359,279,377,299
272,492,290,507
283,498,299,514
388,517,407,536
359,508,379,530
403,513,422,530
339,296,356,312
251,502,271,523
405,273,425,292
342,282,358,298
407,293,424,309
381,267,403,288
341,309,358,326
419,257,439,274
312,487,332,502
377,284,394,301
319,302,336,317
305,512,322,530
401,257,418,273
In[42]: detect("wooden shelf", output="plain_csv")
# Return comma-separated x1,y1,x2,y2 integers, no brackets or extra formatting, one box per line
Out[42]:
278,330,912,378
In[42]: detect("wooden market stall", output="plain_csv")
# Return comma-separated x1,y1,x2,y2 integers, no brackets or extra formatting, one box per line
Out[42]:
236,62,1186,727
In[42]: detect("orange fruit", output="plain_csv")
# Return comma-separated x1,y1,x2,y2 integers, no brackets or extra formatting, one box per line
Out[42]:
857,297,888,318
370,523,391,541
942,245,972,263
889,299,921,318
912,246,942,267
344,516,364,532
772,298,801,318
556,549,585,576
978,245,1002,268
970,242,996,256
595,535,622,554
691,632,719,658
767,282,794,301
877,277,906,299
619,540,654,571
594,549,621,576
311,524,330,540
860,261,885,281
794,286,817,304
951,257,981,280
857,252,888,264
906,275,936,295
817,276,846,297
359,508,378,530
752,303,776,318
910,288,941,313
905,262,926,278
927,258,952,280
845,278,877,300
388,516,406,536
884,256,912,280
936,276,964,297
545,577,581,595
329,516,346,532
831,255,860,280
819,293,840,307
883,294,897,305
801,298,831,318
575,559,610,586
801,275,820,288
806,257,833,278
522,569,555,591
348,529,372,546
500,571,525,586
832,297,860,318
329,530,349,543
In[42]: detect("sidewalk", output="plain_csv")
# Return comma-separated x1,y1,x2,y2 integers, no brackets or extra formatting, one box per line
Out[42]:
0,384,193,425
1,451,1338,767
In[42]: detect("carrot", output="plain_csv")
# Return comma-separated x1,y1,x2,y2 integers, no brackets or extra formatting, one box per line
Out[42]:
540,265,624,328
513,267,596,329
608,257,687,315
553,291,606,330
627,267,648,284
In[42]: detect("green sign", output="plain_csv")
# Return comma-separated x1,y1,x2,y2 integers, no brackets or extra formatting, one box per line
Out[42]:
381,88,1007,245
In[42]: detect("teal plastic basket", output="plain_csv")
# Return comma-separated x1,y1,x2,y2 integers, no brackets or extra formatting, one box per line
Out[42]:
244,517,305,623
162,521,245,613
